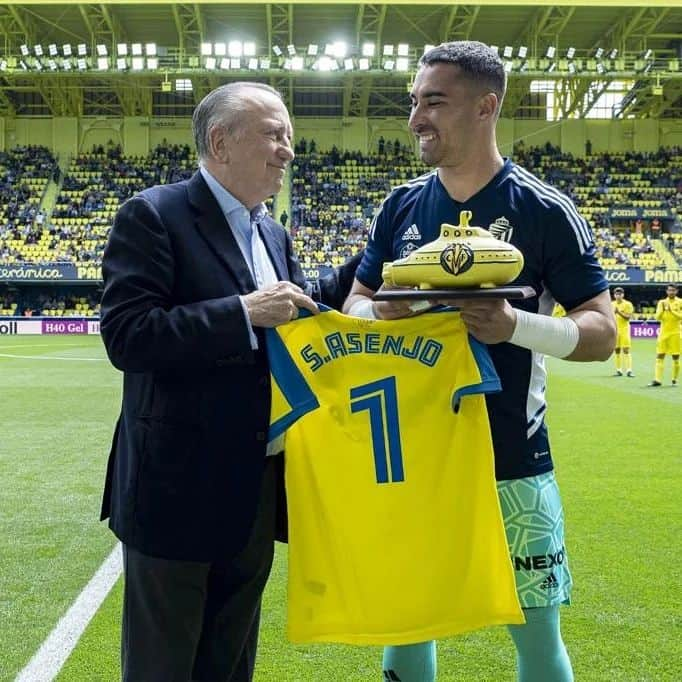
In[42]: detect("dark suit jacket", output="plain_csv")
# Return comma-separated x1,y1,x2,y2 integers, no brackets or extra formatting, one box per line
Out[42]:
100,171,359,561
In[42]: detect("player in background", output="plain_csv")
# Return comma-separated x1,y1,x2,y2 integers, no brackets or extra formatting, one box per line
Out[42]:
343,41,615,682
612,287,634,377
649,284,682,386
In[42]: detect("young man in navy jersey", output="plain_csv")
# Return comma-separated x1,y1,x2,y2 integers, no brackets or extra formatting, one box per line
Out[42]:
343,41,615,682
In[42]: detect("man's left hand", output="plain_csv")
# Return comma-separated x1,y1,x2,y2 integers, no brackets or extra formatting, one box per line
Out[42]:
447,297,516,344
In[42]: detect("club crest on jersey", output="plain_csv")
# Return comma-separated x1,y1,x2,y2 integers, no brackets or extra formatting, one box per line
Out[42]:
489,216,514,243
401,224,422,240
399,242,418,259
440,243,474,276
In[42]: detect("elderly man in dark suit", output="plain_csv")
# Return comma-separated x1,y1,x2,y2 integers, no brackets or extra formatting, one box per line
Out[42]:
100,82,358,681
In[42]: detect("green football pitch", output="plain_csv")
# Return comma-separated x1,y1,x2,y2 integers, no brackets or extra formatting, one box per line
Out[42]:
1,334,680,681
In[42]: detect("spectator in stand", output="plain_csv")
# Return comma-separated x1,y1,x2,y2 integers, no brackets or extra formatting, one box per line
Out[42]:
634,218,644,234
279,210,289,227
649,217,662,238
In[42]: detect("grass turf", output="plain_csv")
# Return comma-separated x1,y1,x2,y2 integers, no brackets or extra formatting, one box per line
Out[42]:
1,335,680,681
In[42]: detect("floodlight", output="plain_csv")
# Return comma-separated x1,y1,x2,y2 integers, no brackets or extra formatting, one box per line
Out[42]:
503,46,513,59
147,57,158,70
489,45,499,55
398,44,409,57
594,48,604,59
324,43,334,56
423,44,435,55
545,46,556,59
117,44,127,56
62,59,72,70
596,62,605,75
116,58,127,70
175,79,192,92
96,44,107,57
248,58,258,70
504,60,513,73
344,58,354,71
97,57,108,70
291,56,304,70
161,81,172,92
668,59,679,72
77,58,87,71
131,56,144,70
205,57,217,70
383,59,395,71
359,58,370,70
220,58,230,70
214,43,226,56
228,41,242,57
383,45,394,56
608,49,618,60
518,46,528,59
643,49,652,60
547,62,557,73
48,44,58,57
272,45,283,56
20,45,29,57
568,62,576,74
63,44,72,57
19,60,28,70
77,44,87,56
362,43,375,57
230,58,240,69
566,47,575,60
0,60,6,71
131,43,143,56
396,57,409,72
244,42,256,56
259,58,271,69
308,44,318,56
201,43,212,56
317,56,333,71
34,44,44,57
287,44,296,56
145,43,156,56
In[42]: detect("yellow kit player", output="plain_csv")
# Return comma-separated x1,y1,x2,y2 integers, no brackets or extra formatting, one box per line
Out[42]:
649,284,682,386
612,287,634,377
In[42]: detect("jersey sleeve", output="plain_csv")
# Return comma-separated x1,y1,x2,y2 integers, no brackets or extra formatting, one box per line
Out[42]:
266,326,320,442
451,334,501,413
355,194,396,292
541,203,608,311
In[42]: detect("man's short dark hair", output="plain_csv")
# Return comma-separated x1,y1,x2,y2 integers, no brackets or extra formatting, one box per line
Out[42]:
419,41,506,106
614,287,624,294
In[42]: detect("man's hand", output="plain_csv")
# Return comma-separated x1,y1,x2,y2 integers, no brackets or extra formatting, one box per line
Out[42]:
372,284,435,320
243,282,318,327
448,297,516,344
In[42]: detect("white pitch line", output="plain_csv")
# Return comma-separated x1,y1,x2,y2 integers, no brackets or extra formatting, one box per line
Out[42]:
0,353,107,362
15,544,123,682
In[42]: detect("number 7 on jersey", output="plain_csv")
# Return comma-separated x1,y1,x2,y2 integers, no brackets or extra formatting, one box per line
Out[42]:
350,376,405,484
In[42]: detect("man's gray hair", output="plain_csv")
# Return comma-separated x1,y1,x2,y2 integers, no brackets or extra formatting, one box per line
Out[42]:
192,82,282,160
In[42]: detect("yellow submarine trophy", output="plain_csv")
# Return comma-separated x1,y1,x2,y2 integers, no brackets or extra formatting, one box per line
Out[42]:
374,210,535,301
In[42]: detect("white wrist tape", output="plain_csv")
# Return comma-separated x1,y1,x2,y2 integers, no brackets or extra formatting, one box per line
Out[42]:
348,298,377,319
509,309,579,358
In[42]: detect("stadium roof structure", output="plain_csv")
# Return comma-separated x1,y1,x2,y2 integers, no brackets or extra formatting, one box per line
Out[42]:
0,0,681,120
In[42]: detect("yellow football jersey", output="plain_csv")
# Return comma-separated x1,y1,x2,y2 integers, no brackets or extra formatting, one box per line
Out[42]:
267,308,523,645
655,296,682,337
612,299,634,332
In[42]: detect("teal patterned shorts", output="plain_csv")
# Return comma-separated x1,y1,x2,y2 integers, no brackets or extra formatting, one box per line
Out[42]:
497,471,572,608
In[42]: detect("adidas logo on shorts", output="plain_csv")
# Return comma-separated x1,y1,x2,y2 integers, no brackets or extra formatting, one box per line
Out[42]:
540,572,559,590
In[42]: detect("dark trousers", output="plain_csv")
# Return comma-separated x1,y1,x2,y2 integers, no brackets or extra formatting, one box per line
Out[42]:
121,458,278,682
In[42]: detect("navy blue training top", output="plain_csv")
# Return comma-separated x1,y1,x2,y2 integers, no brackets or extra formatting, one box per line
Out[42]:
356,159,608,481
